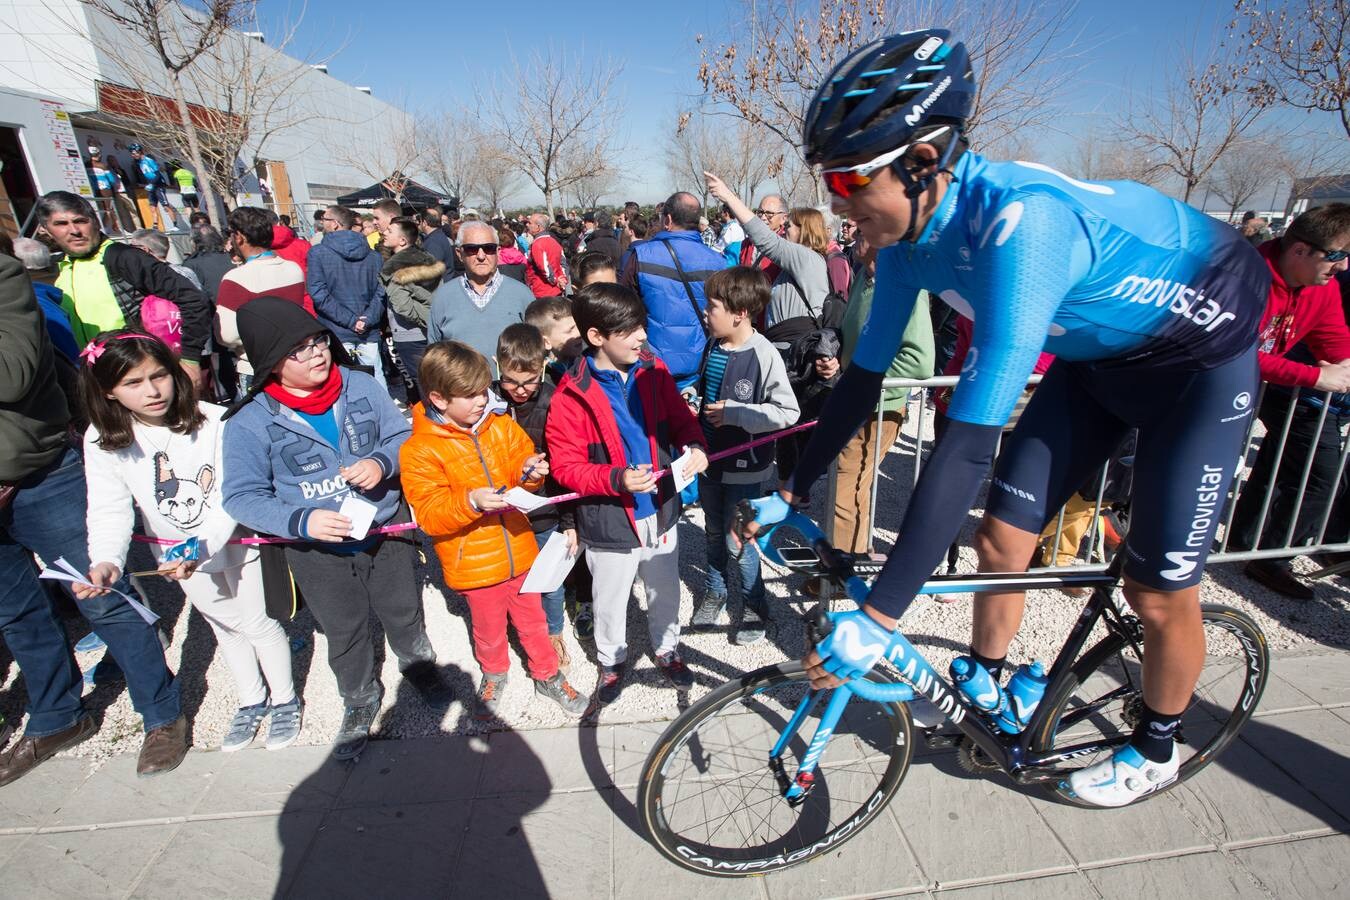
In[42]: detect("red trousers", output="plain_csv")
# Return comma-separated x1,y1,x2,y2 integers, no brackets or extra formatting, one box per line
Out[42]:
461,571,558,681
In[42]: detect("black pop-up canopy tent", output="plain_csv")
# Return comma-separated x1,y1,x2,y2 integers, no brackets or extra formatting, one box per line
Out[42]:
334,176,457,209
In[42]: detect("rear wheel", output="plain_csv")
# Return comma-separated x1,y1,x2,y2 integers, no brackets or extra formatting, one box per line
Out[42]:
637,662,913,876
1031,604,1268,805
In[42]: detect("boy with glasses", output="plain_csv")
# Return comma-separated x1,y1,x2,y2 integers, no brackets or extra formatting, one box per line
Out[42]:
496,323,578,666
222,299,446,760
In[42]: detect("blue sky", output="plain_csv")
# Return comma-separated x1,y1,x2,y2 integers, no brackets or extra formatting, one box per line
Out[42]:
267,0,1335,209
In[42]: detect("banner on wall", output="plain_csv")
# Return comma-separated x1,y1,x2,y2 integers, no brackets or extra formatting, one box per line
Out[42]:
39,100,93,197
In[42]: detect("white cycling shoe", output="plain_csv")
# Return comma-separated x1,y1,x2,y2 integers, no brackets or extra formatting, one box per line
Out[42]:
1064,742,1179,807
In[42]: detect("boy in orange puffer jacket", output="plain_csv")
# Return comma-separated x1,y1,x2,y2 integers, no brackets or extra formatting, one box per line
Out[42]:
400,341,588,717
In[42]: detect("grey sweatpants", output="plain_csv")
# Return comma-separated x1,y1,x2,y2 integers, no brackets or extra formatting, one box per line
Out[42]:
585,517,681,667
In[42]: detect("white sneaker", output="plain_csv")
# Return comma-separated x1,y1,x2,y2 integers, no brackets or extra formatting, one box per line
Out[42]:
1065,743,1179,807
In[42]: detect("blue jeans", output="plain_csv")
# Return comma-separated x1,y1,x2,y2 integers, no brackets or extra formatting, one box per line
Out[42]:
344,339,387,391
698,476,767,616
0,448,180,735
535,527,566,635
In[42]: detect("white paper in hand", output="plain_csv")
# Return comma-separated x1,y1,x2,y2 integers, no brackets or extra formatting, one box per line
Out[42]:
41,557,160,624
339,495,378,540
521,531,579,594
671,447,697,493
503,487,552,513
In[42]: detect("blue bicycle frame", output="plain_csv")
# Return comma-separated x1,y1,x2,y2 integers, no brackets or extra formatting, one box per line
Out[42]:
756,510,1134,803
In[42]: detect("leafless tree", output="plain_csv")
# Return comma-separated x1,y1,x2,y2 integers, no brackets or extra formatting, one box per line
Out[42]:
1117,48,1272,203
95,5,331,213
1208,139,1281,220
419,109,479,204
332,99,427,203
1235,0,1350,139
80,0,255,225
696,0,1082,201
476,147,522,217
668,110,778,206
476,48,626,219
1063,126,1162,184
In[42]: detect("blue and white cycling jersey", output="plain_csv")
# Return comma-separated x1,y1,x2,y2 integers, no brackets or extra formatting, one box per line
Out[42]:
852,152,1267,427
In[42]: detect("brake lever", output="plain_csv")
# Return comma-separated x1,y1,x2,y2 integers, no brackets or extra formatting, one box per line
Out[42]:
805,604,835,645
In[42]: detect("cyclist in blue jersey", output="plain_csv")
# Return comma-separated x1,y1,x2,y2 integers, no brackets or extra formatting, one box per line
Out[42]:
745,29,1269,807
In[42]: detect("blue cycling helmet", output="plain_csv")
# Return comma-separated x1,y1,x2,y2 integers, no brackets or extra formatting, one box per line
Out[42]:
127,142,143,152
802,30,975,166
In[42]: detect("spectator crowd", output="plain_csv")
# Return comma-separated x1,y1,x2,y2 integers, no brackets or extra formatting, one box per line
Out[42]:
0,173,1346,786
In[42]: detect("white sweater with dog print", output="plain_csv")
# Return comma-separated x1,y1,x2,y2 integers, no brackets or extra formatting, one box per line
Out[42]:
85,402,256,574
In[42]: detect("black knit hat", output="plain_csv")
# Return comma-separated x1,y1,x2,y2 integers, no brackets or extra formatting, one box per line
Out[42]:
221,297,355,419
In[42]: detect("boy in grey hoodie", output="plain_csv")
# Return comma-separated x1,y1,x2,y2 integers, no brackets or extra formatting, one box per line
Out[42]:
221,298,447,761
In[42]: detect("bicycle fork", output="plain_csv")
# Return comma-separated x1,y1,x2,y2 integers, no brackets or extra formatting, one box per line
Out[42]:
770,686,855,806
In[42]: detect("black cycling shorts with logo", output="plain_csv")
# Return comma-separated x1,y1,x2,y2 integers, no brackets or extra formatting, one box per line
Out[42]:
984,346,1258,590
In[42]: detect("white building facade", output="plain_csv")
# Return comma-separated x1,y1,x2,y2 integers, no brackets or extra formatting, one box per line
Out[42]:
0,0,414,233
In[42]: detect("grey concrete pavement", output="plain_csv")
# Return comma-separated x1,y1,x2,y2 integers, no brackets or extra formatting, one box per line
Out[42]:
0,648,1345,899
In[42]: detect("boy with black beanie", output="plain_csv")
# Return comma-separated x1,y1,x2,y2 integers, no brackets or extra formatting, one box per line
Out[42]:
221,297,448,760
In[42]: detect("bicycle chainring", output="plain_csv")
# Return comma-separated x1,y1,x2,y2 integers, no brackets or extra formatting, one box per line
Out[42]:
956,737,1000,775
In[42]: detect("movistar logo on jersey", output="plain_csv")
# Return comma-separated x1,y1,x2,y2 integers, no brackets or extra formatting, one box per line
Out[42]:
1110,276,1239,332
903,75,953,126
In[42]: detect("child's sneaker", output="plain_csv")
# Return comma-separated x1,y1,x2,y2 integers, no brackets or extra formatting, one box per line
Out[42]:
75,632,106,653
656,649,695,690
222,701,270,752
573,602,594,641
596,664,625,705
534,672,588,716
476,672,508,717
1063,742,1179,807
735,608,767,645
550,634,571,669
266,698,304,750
690,592,727,629
332,684,384,761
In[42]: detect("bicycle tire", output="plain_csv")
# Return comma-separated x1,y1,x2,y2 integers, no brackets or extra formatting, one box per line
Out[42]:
1031,603,1269,805
638,662,914,877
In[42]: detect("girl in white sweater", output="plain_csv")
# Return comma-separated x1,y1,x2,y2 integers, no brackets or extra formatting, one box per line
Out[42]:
74,331,301,751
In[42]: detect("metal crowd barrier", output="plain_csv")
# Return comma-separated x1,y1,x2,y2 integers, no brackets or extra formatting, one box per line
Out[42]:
831,374,1350,576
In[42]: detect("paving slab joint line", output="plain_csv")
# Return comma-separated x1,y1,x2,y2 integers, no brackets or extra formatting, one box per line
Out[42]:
820,884,933,900
1252,701,1350,718
1072,843,1222,870
1219,826,1348,850
26,807,290,835
929,863,1081,892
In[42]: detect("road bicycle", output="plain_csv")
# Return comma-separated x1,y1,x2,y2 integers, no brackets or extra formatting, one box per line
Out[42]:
637,509,1269,877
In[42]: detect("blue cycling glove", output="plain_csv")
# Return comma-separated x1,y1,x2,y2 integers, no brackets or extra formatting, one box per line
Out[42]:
815,609,895,681
749,493,791,533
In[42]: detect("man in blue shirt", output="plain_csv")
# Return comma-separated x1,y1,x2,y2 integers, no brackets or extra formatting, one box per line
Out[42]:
750,29,1268,807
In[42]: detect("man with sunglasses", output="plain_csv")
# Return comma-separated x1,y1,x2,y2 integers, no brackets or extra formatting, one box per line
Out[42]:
745,29,1271,808
427,220,532,364
739,195,788,285
1229,203,1350,599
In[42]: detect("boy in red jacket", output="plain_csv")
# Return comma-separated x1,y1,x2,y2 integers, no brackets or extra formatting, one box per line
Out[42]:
546,284,708,704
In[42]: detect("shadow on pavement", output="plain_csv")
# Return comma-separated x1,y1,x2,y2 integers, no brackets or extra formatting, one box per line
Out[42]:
274,664,551,898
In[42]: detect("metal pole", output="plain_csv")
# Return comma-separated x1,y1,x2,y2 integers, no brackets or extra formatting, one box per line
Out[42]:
1220,382,1268,551
1283,392,1332,547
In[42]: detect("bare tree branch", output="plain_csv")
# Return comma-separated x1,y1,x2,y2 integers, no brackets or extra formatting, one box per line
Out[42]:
1116,44,1272,203
1236,0,1350,140
79,0,257,224
476,47,626,218
695,0,1084,202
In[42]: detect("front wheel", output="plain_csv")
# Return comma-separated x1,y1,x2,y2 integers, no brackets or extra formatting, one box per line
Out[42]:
1031,604,1269,805
637,662,914,877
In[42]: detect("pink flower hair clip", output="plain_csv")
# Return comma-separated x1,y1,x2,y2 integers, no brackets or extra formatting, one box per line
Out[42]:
79,332,157,367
